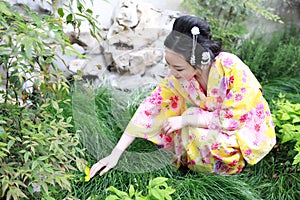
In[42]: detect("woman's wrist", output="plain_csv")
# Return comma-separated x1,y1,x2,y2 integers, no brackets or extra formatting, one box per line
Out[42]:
111,147,124,159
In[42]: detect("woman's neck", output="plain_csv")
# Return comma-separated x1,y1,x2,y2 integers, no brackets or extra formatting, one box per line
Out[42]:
195,67,210,94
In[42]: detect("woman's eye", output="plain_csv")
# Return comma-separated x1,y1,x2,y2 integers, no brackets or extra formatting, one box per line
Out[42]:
177,69,184,72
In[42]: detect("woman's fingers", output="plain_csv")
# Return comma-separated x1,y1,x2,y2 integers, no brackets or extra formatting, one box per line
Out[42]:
99,166,111,176
162,120,170,133
90,161,105,178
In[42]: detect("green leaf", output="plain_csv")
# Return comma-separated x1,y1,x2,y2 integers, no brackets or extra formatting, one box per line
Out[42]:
41,183,49,195
150,188,163,199
57,8,64,17
32,161,39,170
280,113,290,121
105,195,119,200
37,155,49,161
7,140,14,150
86,9,93,14
0,142,7,147
24,152,31,163
165,187,176,195
66,14,73,23
106,186,129,198
52,100,59,110
149,177,168,187
292,152,300,165
291,115,300,123
0,2,12,16
129,185,135,198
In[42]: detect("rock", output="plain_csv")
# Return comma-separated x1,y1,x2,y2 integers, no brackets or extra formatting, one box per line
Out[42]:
104,0,180,75
7,0,53,15
52,44,85,77
109,73,157,91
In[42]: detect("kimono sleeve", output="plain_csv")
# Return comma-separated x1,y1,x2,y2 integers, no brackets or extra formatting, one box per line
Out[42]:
209,53,263,135
125,77,183,139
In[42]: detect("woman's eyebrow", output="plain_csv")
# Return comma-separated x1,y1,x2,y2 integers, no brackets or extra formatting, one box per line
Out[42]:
165,59,185,69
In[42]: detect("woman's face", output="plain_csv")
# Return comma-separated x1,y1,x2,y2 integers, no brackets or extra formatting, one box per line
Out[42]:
165,48,198,81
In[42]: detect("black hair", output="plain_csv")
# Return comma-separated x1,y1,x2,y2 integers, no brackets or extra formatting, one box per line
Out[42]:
164,15,222,66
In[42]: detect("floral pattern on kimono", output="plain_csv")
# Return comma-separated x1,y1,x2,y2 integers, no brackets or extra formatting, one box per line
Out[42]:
125,52,276,174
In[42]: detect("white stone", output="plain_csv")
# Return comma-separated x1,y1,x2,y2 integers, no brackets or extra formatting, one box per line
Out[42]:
104,0,180,75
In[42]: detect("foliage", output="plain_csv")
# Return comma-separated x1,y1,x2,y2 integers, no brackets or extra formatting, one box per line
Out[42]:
56,0,103,41
104,177,175,200
182,0,282,49
235,27,300,82
272,94,300,165
0,0,102,198
262,77,300,108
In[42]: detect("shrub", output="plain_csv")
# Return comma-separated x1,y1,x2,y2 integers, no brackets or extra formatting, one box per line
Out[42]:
272,95,300,165
182,0,282,49
0,1,99,199
235,27,300,82
105,177,176,200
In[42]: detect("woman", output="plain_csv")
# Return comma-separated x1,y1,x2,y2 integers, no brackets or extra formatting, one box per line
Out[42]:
90,15,276,177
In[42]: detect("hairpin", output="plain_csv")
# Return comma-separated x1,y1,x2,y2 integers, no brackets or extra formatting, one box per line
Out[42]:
190,26,200,66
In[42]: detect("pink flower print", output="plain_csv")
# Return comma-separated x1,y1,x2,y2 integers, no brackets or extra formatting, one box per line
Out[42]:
164,135,173,143
150,92,163,105
143,134,149,140
146,123,151,128
228,120,239,131
222,57,234,67
217,96,223,103
168,80,175,89
239,113,248,123
235,94,243,102
226,89,233,100
221,77,227,89
254,124,260,132
244,149,252,156
226,168,234,174
170,96,179,110
253,140,259,146
240,87,246,93
256,109,265,119
213,154,223,161
256,103,264,110
171,101,178,110
144,110,151,116
229,159,238,167
229,76,234,84
212,88,218,95
265,110,271,116
224,110,233,119
188,82,196,92
237,165,244,173
211,142,220,150
199,86,204,93
197,108,204,114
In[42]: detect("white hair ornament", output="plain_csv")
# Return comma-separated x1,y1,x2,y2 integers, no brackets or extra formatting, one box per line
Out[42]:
190,26,200,66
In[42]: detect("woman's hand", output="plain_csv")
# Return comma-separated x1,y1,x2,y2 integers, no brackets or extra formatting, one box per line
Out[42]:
89,148,123,178
89,132,135,178
162,116,184,134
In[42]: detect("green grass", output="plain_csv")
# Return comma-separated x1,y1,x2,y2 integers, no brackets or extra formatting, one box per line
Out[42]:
56,81,300,200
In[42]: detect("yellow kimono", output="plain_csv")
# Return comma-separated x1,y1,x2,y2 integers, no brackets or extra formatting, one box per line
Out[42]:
125,52,276,174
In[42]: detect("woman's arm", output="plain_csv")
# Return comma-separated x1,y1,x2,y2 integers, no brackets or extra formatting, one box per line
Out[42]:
162,113,210,135
89,132,135,177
